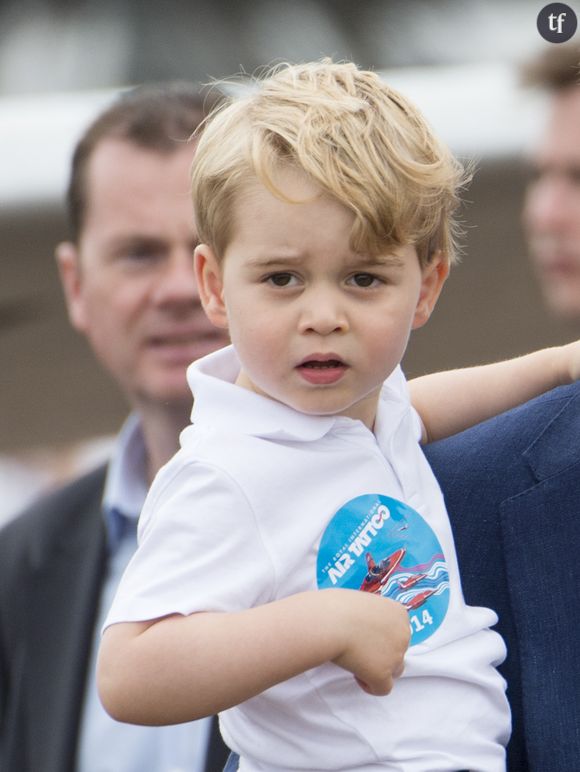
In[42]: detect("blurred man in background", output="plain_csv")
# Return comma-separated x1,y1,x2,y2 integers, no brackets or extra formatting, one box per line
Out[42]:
0,83,230,772
522,43,580,322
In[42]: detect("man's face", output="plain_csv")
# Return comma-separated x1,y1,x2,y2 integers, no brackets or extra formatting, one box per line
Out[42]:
57,139,229,413
522,86,580,321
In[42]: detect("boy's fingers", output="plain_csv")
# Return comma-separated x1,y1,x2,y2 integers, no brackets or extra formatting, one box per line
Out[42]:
354,676,371,692
354,674,394,696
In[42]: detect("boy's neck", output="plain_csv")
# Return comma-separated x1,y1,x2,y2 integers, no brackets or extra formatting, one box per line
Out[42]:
235,368,380,432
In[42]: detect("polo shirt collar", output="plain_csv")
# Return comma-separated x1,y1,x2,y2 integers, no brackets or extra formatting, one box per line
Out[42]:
187,345,338,442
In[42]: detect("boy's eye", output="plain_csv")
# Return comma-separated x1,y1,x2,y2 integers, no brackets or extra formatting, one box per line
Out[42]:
266,272,296,287
349,273,380,288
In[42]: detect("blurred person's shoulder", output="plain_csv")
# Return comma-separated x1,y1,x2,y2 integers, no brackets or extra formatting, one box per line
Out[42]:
0,456,53,528
0,464,107,573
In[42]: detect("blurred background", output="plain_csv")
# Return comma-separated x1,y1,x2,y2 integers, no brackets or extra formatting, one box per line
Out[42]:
2,0,579,516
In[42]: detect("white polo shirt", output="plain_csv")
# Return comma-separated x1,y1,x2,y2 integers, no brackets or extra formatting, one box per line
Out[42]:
106,345,510,772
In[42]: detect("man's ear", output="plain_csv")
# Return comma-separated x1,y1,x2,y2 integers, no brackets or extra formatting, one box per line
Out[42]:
55,241,88,332
194,244,229,329
412,250,449,330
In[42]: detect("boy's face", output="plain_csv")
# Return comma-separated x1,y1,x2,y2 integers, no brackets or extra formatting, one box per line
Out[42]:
195,168,447,428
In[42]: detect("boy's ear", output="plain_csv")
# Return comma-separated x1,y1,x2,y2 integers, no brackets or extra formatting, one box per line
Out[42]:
412,250,449,330
194,244,229,329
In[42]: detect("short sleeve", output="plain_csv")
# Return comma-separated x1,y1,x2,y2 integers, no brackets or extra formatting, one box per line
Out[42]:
380,366,423,443
408,405,423,443
104,457,276,628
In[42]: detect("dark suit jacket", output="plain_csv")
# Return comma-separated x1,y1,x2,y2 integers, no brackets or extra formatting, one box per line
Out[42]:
0,465,229,772
425,382,580,772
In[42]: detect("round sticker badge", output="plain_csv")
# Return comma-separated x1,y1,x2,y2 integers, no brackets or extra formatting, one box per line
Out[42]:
316,494,449,645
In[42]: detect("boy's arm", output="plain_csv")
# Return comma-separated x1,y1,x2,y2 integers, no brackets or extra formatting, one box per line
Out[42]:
409,341,580,443
97,589,409,726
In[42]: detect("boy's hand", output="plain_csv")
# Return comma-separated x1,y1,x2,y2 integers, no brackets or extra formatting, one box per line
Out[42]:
330,590,410,696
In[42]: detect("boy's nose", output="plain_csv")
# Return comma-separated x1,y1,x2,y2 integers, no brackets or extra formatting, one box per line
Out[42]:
298,296,349,335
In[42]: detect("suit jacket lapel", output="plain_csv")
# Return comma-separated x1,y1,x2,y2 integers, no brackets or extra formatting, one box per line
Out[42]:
521,385,580,481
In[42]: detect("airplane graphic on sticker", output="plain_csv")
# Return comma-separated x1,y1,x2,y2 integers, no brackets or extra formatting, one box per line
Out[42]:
316,493,449,645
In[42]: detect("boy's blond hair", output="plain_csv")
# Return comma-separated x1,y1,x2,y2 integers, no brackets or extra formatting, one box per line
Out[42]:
191,59,468,266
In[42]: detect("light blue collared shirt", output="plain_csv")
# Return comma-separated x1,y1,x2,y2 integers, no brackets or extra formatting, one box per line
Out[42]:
76,415,212,772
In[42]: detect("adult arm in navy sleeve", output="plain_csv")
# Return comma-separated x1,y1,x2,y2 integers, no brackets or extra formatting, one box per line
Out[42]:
425,381,580,772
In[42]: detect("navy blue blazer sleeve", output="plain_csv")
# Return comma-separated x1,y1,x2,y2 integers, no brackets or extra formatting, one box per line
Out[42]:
425,382,580,772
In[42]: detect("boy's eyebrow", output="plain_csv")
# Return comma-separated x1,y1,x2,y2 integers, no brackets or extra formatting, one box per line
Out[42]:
244,252,407,269
244,254,304,268
355,253,406,268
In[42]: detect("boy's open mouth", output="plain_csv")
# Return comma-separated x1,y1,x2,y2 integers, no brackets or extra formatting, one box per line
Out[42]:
296,357,348,384
299,359,345,369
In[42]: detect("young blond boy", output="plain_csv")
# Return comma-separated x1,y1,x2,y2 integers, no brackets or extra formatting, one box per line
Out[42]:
98,61,580,771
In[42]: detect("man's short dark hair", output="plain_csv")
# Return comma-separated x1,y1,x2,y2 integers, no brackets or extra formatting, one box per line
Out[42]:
67,82,223,242
520,43,580,92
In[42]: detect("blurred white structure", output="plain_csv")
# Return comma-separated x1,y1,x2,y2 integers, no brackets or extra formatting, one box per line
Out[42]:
0,61,547,212
0,88,118,209
383,62,547,161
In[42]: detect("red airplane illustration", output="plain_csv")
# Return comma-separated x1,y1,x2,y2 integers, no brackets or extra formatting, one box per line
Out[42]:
398,573,426,590
404,588,436,611
360,548,406,594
